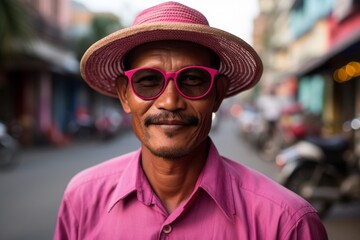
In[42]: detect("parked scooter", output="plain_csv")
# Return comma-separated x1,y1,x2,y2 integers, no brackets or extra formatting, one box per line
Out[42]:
258,103,310,162
0,122,20,169
95,109,123,140
275,118,360,218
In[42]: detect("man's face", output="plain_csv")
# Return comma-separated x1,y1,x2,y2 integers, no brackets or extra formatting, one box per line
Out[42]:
117,41,225,159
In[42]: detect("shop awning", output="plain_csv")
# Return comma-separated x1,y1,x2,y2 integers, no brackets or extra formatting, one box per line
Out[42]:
295,29,360,76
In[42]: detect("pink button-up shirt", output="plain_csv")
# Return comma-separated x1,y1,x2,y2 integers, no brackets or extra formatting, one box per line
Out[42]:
54,140,327,239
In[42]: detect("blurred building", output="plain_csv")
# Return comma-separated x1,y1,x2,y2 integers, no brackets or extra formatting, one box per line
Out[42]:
66,1,128,141
0,0,80,146
254,0,360,136
67,1,121,39
0,0,125,146
67,0,93,38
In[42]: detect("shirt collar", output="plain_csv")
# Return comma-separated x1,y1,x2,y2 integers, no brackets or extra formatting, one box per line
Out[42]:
194,139,236,222
107,150,142,212
108,139,236,222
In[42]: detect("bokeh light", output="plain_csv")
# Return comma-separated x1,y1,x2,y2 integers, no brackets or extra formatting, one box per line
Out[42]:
333,61,360,83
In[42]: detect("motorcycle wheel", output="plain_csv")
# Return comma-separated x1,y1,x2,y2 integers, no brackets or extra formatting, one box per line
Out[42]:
285,163,335,219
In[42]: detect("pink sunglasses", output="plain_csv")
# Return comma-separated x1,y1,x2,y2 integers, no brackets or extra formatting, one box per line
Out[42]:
124,66,218,100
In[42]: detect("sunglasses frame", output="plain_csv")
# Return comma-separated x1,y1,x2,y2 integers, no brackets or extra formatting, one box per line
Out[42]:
124,66,218,100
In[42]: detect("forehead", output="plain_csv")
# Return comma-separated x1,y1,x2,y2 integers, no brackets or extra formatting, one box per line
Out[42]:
124,41,213,69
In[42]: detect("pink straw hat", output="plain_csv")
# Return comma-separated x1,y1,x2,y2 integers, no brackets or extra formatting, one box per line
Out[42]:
80,1,263,98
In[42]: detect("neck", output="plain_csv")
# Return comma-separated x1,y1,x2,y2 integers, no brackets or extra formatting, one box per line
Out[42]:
141,140,209,213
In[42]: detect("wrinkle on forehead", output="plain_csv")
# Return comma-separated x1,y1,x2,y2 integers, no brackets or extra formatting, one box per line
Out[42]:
124,41,213,70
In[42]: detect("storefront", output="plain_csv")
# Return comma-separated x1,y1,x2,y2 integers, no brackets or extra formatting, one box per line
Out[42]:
296,30,360,135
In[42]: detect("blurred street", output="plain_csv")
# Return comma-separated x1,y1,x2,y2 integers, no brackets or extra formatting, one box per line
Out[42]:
1,1,360,239
0,115,359,240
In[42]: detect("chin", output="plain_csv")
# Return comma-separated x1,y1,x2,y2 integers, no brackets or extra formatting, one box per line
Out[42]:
148,146,190,160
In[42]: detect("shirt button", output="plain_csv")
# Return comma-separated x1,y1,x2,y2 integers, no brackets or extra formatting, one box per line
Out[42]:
163,225,172,234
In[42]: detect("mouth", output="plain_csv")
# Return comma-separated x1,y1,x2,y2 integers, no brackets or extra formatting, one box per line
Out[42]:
150,119,194,132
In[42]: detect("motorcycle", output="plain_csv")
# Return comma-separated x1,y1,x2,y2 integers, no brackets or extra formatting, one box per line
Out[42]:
275,118,360,218
95,109,124,140
258,103,310,162
0,122,20,169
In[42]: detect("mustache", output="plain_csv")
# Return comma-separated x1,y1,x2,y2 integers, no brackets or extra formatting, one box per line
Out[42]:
144,112,199,127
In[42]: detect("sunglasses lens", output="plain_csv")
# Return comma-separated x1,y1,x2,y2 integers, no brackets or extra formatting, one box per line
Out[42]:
128,67,215,100
131,69,165,99
177,68,212,98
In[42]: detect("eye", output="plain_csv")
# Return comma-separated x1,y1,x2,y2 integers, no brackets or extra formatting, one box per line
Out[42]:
178,69,211,86
132,70,164,87
134,76,162,87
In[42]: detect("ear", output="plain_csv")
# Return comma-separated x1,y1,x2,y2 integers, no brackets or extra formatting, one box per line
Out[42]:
212,75,229,112
115,76,131,113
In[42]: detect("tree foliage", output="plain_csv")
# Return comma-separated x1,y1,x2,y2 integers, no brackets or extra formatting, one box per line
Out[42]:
76,15,123,61
0,0,33,58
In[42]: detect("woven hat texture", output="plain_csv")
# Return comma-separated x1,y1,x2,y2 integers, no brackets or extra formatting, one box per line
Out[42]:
80,1,263,98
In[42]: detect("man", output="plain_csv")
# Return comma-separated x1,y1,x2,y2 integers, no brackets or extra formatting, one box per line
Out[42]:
55,2,327,239
257,87,284,138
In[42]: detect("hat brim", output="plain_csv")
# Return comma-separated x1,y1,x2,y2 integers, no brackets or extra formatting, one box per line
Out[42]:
80,22,263,98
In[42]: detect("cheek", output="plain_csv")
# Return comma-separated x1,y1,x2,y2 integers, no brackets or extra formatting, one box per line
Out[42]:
127,97,153,135
192,110,213,143
193,101,216,133
199,111,214,130
196,92,217,121
130,109,148,141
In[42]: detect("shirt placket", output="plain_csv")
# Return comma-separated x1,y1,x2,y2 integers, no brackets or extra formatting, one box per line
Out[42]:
159,223,173,240
156,198,196,240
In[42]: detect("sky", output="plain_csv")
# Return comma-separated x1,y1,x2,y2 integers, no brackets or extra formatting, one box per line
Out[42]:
75,0,259,45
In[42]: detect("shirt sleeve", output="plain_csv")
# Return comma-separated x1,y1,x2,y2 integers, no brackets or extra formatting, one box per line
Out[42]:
54,196,79,240
283,212,328,240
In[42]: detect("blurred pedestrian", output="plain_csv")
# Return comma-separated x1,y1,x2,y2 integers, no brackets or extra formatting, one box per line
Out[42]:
257,87,283,138
54,2,327,239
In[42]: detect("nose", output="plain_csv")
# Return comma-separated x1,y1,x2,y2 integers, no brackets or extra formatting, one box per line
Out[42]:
154,79,186,111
